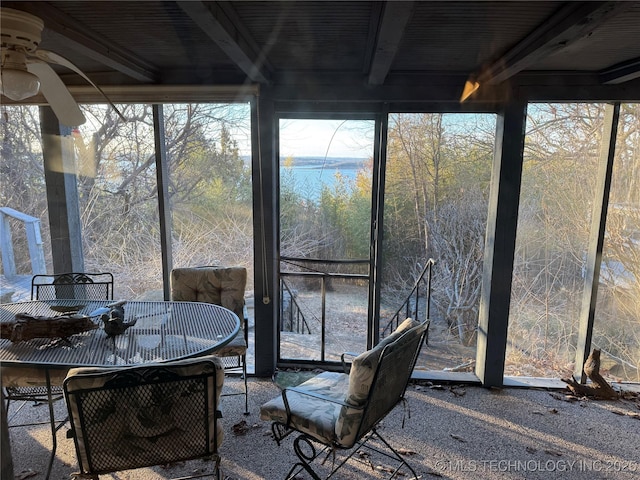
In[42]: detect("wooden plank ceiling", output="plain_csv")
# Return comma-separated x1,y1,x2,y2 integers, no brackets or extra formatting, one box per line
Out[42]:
2,1,640,100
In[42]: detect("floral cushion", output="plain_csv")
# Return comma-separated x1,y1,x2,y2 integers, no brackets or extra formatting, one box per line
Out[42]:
64,356,225,472
213,333,246,357
345,318,418,406
259,371,349,445
170,266,248,356
170,267,247,321
335,318,420,446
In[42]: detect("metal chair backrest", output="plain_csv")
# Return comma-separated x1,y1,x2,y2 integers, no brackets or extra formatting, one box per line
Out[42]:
63,357,224,477
356,320,429,442
31,272,114,300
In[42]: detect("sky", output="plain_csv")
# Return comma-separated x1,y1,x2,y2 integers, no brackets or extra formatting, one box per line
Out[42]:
279,118,374,158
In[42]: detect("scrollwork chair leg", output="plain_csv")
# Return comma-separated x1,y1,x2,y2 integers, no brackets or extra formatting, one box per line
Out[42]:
286,434,322,480
271,421,294,445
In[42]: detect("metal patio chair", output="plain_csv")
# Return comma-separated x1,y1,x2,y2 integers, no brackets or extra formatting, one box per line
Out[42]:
63,356,225,479
9,272,115,409
2,271,114,479
260,318,429,480
31,271,114,301
170,266,250,414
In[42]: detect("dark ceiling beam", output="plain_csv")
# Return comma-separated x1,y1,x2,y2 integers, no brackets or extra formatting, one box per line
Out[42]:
177,1,271,84
367,1,414,86
600,57,640,85
14,1,157,83
362,2,384,76
477,1,632,85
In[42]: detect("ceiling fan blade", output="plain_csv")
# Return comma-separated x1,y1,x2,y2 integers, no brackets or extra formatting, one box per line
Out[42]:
26,61,86,127
35,50,127,121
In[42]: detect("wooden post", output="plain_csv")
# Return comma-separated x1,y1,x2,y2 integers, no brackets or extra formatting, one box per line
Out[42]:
40,106,85,273
252,93,278,376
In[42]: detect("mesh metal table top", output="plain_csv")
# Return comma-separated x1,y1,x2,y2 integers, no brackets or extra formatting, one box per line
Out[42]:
0,300,240,369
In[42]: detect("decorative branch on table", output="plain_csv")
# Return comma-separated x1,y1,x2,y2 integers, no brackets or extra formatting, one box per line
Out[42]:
0,313,98,342
562,349,619,400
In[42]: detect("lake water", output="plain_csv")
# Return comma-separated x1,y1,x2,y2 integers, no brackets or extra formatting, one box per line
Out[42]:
281,158,369,202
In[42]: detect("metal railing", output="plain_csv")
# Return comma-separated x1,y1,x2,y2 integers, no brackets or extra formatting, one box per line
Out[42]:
279,256,370,362
279,279,312,334
0,207,46,277
381,258,435,337
278,256,434,362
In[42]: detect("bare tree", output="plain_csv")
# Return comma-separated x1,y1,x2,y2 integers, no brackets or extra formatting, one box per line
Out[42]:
428,189,486,344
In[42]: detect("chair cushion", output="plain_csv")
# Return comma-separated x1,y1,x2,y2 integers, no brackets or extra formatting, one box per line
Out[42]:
260,371,348,445
260,320,424,449
170,267,247,321
335,318,420,446
171,267,248,362
1,365,69,388
345,318,418,406
213,333,247,357
64,356,225,471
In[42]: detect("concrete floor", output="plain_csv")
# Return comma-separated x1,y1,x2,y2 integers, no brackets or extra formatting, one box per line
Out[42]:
4,375,640,480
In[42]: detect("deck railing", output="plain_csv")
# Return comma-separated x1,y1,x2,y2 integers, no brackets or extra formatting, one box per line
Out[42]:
278,257,434,362
0,207,46,278
279,257,369,362
279,279,312,334
381,258,435,337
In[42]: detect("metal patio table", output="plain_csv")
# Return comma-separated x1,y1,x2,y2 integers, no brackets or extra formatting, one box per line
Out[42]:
0,299,240,480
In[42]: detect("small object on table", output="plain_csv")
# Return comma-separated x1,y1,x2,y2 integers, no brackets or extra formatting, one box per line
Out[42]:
101,300,137,337
49,304,85,314
89,307,110,317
